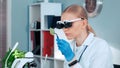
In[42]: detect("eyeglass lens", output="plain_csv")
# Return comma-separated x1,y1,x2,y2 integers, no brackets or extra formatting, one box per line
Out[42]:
56,18,84,29
64,22,73,28
56,21,73,29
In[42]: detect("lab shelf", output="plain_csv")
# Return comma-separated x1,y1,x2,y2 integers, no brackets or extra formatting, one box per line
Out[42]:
29,2,64,68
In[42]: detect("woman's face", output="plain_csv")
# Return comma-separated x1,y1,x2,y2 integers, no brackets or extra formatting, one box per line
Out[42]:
61,13,84,40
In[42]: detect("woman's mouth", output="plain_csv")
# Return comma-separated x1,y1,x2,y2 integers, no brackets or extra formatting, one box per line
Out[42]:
65,33,71,37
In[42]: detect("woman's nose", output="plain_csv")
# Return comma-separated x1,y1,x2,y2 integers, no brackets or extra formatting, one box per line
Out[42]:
63,28,69,32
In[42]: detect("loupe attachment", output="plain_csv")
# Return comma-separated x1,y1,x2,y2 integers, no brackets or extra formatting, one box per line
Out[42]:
56,18,84,29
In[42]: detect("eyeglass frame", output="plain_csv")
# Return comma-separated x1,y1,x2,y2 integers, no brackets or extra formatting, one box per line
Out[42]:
56,18,84,29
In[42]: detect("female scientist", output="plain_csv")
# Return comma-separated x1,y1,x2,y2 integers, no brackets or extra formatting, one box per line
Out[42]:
56,4,113,68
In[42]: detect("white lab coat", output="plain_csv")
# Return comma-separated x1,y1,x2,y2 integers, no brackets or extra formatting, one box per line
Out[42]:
64,32,113,68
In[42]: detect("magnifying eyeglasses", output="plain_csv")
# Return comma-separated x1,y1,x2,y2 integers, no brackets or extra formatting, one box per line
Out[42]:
56,18,84,29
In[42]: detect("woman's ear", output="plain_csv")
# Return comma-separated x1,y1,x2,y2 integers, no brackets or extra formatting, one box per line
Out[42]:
81,19,88,29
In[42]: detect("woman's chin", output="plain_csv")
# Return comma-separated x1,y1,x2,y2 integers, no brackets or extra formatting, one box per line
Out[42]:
67,37,73,40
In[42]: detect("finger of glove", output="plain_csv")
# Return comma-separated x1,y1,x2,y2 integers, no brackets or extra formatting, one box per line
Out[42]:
60,40,70,48
56,38,67,44
58,45,66,55
57,42,68,51
57,40,70,49
57,42,64,48
58,40,71,50
59,46,70,57
56,39,70,51
56,39,65,47
56,37,62,42
56,39,68,45
57,42,73,60
58,44,73,57
61,39,69,44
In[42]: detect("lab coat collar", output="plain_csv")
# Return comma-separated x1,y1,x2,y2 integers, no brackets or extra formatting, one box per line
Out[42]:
69,32,95,51
74,32,95,51
81,32,94,46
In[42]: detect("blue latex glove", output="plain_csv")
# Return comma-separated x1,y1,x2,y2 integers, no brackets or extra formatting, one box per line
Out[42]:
56,38,74,61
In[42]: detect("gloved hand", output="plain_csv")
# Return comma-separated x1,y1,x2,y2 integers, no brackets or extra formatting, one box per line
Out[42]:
56,38,74,62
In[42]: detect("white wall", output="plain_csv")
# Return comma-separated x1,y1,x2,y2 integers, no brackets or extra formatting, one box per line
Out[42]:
10,0,33,51
91,0,120,64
